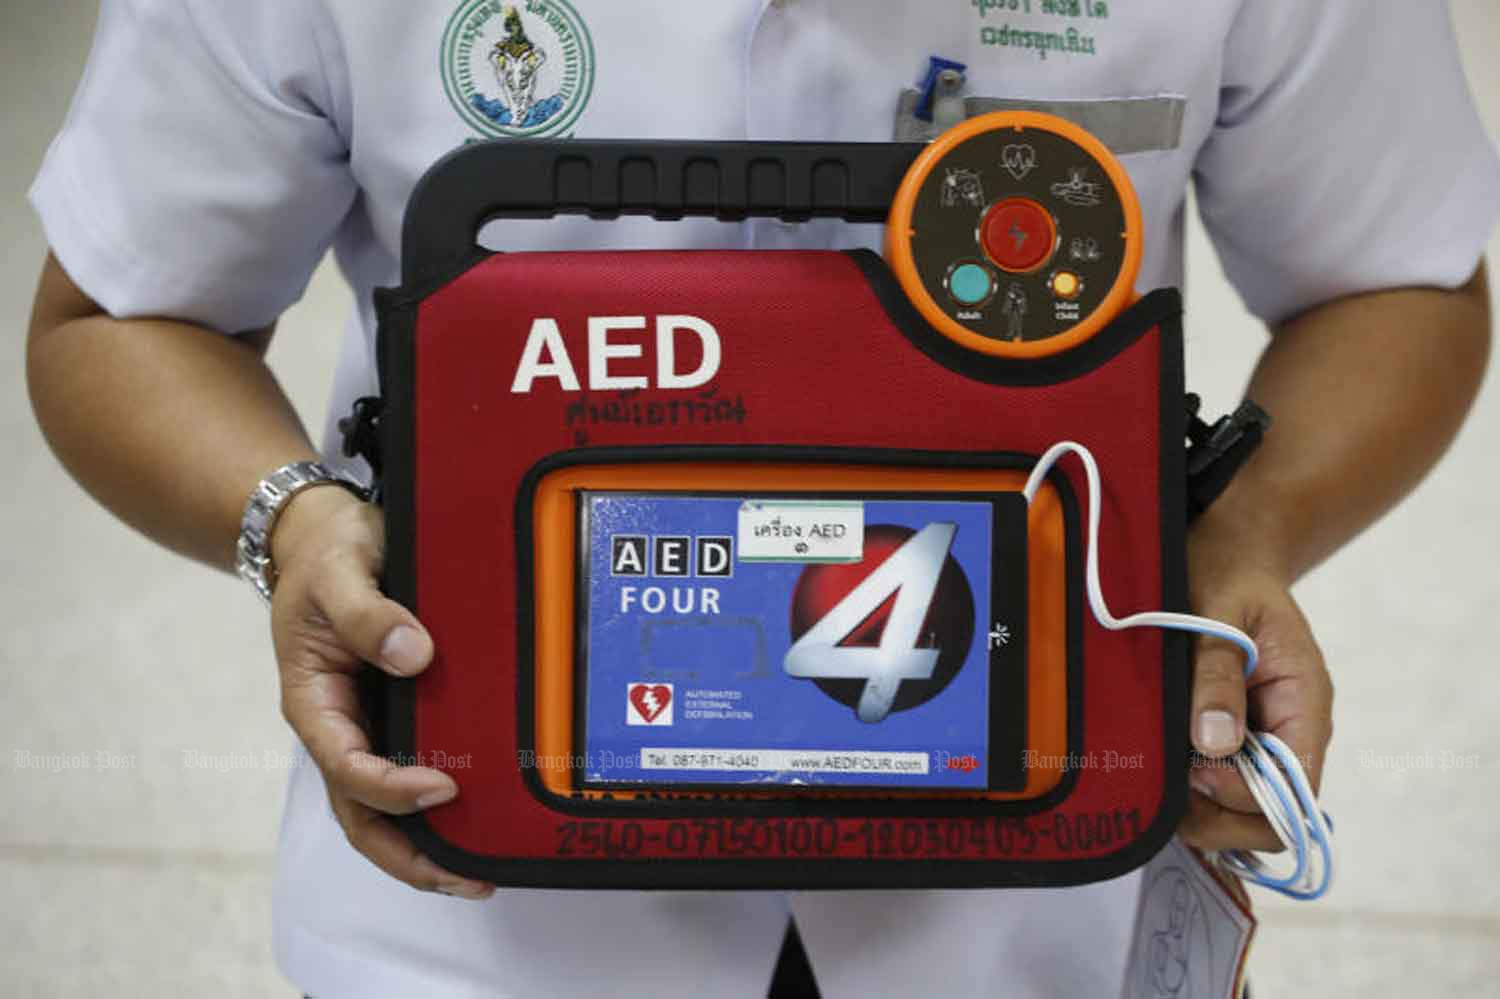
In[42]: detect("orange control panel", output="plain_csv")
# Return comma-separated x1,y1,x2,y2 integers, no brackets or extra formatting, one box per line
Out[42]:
886,111,1142,359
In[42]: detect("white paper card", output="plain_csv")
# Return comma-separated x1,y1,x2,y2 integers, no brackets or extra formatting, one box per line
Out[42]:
737,500,864,563
1121,836,1257,999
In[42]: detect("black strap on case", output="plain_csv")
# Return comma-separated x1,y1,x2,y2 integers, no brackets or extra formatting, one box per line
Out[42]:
1184,395,1272,521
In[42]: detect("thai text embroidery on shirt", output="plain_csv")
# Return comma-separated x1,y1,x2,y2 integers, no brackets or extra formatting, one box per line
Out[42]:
970,0,1109,60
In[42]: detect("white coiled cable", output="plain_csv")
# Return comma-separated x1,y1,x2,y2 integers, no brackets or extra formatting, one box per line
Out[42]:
1022,441,1333,900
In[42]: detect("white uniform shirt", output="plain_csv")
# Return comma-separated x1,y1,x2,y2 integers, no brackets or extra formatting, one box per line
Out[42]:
31,2,1500,997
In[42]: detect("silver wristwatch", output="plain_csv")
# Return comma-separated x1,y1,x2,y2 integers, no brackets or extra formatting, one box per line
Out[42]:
235,460,371,604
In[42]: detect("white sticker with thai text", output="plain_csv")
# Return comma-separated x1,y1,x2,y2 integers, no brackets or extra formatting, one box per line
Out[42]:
737,501,864,563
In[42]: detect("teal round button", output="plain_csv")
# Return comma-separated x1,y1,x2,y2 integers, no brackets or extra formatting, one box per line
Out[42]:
948,263,994,305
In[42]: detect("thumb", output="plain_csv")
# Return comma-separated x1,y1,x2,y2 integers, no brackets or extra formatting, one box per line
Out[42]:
304,551,434,677
1191,631,1248,758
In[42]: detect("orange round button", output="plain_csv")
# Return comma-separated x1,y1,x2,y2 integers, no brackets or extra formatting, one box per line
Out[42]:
981,198,1057,274
1051,270,1083,300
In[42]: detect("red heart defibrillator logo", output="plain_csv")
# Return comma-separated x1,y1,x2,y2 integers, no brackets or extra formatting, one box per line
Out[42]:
627,683,674,725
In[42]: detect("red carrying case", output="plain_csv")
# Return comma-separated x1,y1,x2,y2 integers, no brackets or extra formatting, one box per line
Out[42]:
357,140,1204,890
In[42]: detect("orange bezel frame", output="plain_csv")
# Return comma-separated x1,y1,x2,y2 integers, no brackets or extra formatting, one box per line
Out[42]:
884,111,1144,359
530,463,1070,803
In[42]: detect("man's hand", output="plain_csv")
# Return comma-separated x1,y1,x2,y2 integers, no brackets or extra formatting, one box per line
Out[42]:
269,485,495,899
1177,511,1334,854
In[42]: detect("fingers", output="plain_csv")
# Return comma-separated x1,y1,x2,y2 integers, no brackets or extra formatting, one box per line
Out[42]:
274,548,454,813
280,666,459,813
306,548,435,678
286,668,483,895
267,499,483,897
1270,713,1332,795
1189,754,1262,814
1183,578,1332,839
1178,789,1283,853
1252,602,1334,793
332,794,494,900
277,599,476,894
1191,631,1248,758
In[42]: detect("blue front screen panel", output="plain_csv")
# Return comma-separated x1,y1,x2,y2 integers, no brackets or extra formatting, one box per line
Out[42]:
577,492,1029,791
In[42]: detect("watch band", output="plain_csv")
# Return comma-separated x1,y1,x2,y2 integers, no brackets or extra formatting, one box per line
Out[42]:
235,460,371,604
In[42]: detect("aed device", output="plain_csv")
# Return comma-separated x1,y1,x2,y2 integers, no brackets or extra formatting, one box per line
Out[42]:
347,113,1264,889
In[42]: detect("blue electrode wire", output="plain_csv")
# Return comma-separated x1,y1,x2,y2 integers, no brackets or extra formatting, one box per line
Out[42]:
1022,441,1334,900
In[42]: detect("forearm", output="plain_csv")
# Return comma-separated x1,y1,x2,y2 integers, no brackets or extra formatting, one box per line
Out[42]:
26,254,319,571
1195,262,1492,584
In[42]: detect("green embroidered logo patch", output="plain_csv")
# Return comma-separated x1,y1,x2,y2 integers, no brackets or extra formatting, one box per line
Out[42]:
442,0,596,138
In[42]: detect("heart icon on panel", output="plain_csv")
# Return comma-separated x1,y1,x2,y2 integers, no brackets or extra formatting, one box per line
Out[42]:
627,683,674,725
1002,143,1037,181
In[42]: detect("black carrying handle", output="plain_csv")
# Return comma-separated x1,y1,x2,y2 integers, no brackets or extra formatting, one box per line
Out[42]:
402,139,926,286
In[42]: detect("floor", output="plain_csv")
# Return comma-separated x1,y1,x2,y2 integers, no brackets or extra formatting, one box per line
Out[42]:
2,3,1498,997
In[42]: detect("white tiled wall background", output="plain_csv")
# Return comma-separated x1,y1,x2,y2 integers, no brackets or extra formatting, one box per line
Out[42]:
2,3,1498,996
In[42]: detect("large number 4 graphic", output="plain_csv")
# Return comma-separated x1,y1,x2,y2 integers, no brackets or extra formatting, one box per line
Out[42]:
784,523,958,723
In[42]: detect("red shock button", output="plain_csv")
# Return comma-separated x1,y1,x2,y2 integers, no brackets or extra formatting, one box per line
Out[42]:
980,198,1057,274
